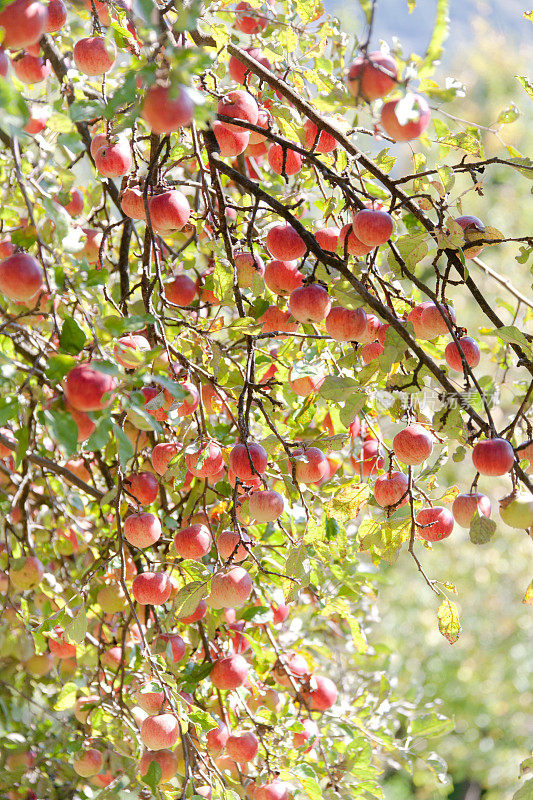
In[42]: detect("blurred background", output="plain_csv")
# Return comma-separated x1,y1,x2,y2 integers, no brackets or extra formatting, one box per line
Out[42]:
323,2,533,799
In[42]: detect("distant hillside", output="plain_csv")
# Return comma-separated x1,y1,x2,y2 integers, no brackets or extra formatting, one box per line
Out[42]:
325,0,531,62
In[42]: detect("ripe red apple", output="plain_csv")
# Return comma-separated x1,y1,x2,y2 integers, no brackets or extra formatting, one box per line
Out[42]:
302,675,337,710
123,512,161,548
266,223,306,260
374,471,408,507
60,188,84,217
151,442,179,475
229,441,267,481
293,718,319,750
248,107,270,144
227,732,259,763
268,144,302,176
380,93,431,142
164,273,197,306
64,378,106,426
217,529,250,562
73,36,115,75
289,284,331,324
406,301,435,338
293,446,328,484
0,252,43,302
114,333,150,368
315,226,340,252
303,119,337,153
444,336,481,372
419,302,456,337
229,47,271,84
361,341,384,364
234,250,265,288
73,748,103,777
416,506,454,542
393,424,434,466
132,571,171,605
9,555,44,590
211,653,249,689
94,137,132,178
148,190,190,233
48,626,77,659
173,523,212,561
289,371,324,397
455,215,485,259
139,749,179,784
185,440,224,478
325,306,367,341
45,0,66,31
174,381,199,416
352,208,394,247
156,632,186,663
0,237,14,259
179,597,207,624
206,721,229,753
142,83,194,133
124,471,158,505
264,260,302,295
255,782,289,800
347,50,397,101
0,0,48,50
339,222,374,257
259,305,298,336
452,492,491,527
12,53,50,83
249,489,284,522
82,227,103,262
90,133,108,159
208,566,252,608
141,713,179,750
472,438,514,476
218,89,259,131
234,0,269,33
120,186,146,220
213,120,250,157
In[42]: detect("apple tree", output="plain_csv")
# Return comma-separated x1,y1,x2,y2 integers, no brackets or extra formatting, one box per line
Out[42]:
0,0,531,797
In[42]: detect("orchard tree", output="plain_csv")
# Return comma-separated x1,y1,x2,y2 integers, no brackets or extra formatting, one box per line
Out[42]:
0,0,531,797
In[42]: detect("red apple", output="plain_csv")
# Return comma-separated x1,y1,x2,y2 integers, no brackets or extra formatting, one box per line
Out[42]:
73,36,115,75
472,438,514,476
173,523,212,561
266,223,306,261
380,93,431,142
452,492,491,527
141,713,179,750
132,571,171,605
416,506,454,542
123,512,161,548
149,190,190,233
124,471,159,505
393,424,434,466
0,252,43,302
142,83,194,133
374,471,408,507
444,336,480,372
289,284,331,324
347,51,397,101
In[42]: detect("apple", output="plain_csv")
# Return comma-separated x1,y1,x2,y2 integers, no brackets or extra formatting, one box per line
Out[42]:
25,653,53,676
208,566,252,608
351,438,384,478
206,721,229,753
213,120,250,157
264,259,303,295
142,83,194,133
96,582,128,613
234,0,269,33
499,494,533,529
226,732,259,763
114,334,150,368
293,446,328,484
12,53,50,83
416,506,454,541
73,748,103,777
289,284,331,323
132,571,171,605
217,529,250,562
255,782,289,800
266,223,306,260
248,107,271,144
123,512,161,548
148,190,190,233
45,0,66,31
210,654,249,690
452,492,491,527
380,93,431,142
179,597,207,624
235,250,265,288
156,632,186,663
229,441,267,481
0,0,48,50
185,440,224,478
74,694,100,724
293,718,319,750
120,186,146,220
419,302,456,337
139,749,179,783
124,471,158,505
82,227,103,262
141,713,179,750
472,438,514,476
374,471,408,507
352,208,394,247
49,626,77,659
151,442,179,475
60,188,84,217
259,305,299,336
444,336,481,372
73,36,115,75
0,252,43,301
455,215,485,259
229,47,271,84
268,144,302,176
173,523,212,560
361,341,384,364
93,137,132,179
302,675,337,710
218,90,259,131
9,555,44,590
347,51,397,101
248,489,284,522
325,306,367,341
303,119,337,153
315,226,340,252
393,424,434,466
164,273,197,306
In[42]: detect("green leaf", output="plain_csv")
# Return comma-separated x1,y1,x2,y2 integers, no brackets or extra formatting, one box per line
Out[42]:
516,76,533,101
498,103,520,124
87,416,112,451
213,260,233,303
319,375,359,402
175,581,208,619
469,513,496,545
395,232,429,267
54,681,78,711
411,712,454,738
142,760,162,791
14,427,29,469
437,598,461,644
45,354,76,384
111,423,134,469
295,0,324,23
284,544,310,601
513,779,533,800
325,483,371,524
65,603,87,644
487,326,532,353
43,409,78,457
59,318,87,356
0,396,18,425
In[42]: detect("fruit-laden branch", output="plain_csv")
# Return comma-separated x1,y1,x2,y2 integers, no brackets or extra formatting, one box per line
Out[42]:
209,153,533,494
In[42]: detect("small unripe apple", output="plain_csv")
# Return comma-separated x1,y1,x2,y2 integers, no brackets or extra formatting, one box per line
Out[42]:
416,506,454,542
499,493,533,529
